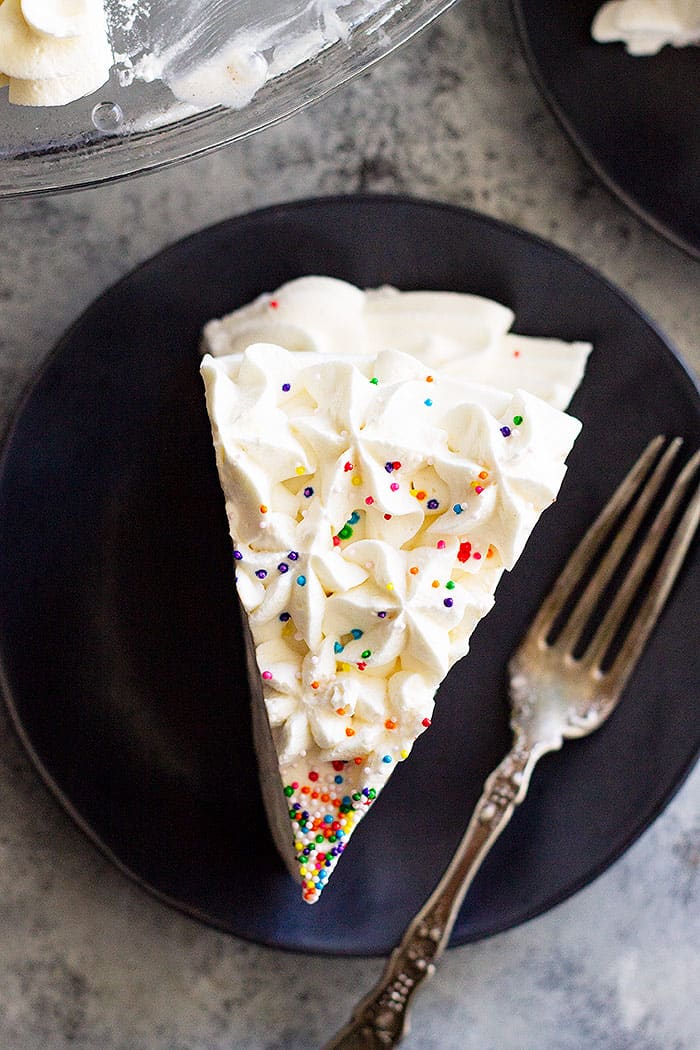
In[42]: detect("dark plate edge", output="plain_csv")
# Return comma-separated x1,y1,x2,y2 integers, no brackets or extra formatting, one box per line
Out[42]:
509,0,700,262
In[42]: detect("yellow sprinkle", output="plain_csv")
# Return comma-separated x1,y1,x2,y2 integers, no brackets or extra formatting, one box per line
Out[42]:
295,465,305,475
410,488,418,497
351,475,362,487
386,582,394,591
400,749,409,759
338,662,352,672
295,842,303,851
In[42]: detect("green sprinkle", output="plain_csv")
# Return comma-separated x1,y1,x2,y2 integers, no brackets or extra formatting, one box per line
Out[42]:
284,786,294,797
361,649,371,659
445,580,455,590
513,414,523,426
339,525,353,540
369,377,379,385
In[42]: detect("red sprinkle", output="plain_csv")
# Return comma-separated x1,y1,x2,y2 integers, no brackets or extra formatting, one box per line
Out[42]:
344,461,354,472
458,541,472,563
269,300,279,309
308,771,319,782
421,718,432,728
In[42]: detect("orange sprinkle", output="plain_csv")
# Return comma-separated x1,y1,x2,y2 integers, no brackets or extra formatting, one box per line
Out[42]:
479,471,488,480
345,727,355,737
425,375,434,382
409,566,419,575
336,706,346,716
311,681,319,689
385,719,397,730
487,545,495,559
301,785,310,794
432,579,440,588
353,756,363,765
321,793,330,802
259,504,268,514
416,490,427,501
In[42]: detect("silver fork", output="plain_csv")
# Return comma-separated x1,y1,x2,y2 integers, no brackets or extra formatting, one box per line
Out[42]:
324,434,700,1050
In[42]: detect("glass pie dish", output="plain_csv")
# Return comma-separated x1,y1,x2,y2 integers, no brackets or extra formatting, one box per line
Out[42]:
0,0,455,198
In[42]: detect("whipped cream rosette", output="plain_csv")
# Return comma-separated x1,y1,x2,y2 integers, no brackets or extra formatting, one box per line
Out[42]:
592,0,700,55
0,0,112,106
201,339,583,902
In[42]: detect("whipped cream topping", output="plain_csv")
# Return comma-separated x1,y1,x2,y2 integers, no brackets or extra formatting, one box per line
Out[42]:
202,276,592,413
0,0,111,106
592,0,700,54
202,343,581,771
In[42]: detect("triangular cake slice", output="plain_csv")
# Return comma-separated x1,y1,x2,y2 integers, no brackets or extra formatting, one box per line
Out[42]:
201,341,582,902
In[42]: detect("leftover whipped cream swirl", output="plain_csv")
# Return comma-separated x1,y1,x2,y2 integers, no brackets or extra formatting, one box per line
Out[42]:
201,343,582,770
592,0,700,54
0,0,111,106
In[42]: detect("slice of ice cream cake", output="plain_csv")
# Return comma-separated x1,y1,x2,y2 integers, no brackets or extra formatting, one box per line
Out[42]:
201,341,582,902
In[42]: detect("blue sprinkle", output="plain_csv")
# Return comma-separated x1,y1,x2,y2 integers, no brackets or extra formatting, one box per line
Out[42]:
296,575,307,586
323,815,333,824
334,775,343,784
350,628,363,640
453,503,463,514
382,755,392,764
342,796,352,805
424,398,433,406
349,511,361,525
334,642,344,654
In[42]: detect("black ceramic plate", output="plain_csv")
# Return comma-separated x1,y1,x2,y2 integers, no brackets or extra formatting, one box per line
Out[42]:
512,0,700,259
1,196,698,957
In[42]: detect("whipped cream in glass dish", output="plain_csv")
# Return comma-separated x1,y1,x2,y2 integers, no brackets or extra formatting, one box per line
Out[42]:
0,1,458,195
200,279,590,902
592,0,700,54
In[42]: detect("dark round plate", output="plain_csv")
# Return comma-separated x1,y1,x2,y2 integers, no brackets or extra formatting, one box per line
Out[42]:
512,0,700,259
1,196,698,957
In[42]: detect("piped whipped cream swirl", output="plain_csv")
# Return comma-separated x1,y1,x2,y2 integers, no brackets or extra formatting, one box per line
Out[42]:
0,0,112,106
201,343,582,770
592,0,700,54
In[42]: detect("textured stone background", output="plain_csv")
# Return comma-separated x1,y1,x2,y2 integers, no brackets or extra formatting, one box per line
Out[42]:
0,3,698,1048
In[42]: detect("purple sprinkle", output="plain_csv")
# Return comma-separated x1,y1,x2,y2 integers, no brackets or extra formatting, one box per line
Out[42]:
443,597,454,608
279,612,290,621
233,550,243,560
303,486,314,498
377,611,387,618
500,425,512,437
255,569,267,579
278,563,289,573
427,499,439,510
385,462,394,473
288,550,299,561
282,383,291,392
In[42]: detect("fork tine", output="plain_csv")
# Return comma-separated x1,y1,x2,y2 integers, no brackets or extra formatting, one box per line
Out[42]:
526,435,668,646
554,437,683,654
587,447,700,689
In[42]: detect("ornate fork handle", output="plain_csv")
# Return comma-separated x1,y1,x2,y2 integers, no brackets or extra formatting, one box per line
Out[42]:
323,741,542,1050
